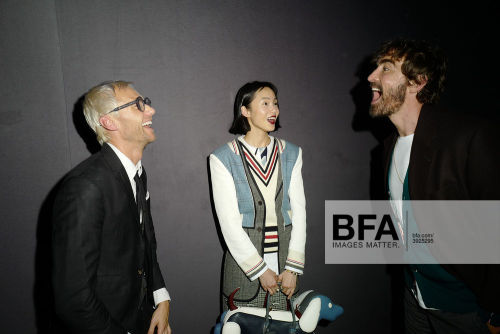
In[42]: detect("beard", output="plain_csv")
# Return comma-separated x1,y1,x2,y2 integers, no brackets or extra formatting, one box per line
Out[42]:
369,82,407,117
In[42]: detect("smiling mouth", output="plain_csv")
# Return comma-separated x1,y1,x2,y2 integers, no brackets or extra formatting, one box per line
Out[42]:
371,87,382,103
267,117,276,125
142,121,152,128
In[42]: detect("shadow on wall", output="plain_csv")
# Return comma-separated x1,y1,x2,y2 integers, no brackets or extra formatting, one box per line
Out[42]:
33,178,68,334
33,94,99,334
350,54,393,201
73,94,100,155
350,54,404,334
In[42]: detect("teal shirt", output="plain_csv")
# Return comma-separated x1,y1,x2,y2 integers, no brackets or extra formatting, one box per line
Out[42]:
400,171,480,313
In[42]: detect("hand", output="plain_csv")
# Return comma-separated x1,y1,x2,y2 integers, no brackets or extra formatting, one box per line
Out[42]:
278,270,297,299
148,300,171,334
487,322,500,334
259,269,279,295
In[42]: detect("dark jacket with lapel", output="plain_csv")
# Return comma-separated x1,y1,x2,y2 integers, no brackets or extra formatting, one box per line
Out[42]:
383,105,500,313
52,143,165,333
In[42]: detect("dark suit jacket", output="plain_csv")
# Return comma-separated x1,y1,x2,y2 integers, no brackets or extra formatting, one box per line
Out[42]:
52,143,166,334
383,105,500,314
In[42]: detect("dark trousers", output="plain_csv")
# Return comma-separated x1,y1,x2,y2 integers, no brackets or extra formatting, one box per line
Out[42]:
135,298,155,334
404,288,489,334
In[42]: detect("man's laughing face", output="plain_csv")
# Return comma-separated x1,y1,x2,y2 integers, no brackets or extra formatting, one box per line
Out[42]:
368,58,408,117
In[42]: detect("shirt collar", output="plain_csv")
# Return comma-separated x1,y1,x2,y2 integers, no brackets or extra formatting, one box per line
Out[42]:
238,135,274,156
107,143,142,183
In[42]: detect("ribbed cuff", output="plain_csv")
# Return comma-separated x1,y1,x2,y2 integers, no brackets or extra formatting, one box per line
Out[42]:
285,257,304,273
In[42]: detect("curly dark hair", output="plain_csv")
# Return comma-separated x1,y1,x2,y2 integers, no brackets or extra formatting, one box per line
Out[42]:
373,39,447,104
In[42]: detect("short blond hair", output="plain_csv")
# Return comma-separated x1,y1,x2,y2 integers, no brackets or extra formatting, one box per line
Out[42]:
83,80,133,145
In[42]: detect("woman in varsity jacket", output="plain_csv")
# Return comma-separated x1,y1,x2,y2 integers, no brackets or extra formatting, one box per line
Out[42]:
209,81,306,311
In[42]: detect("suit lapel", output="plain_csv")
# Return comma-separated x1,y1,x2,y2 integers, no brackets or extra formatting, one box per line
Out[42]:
100,144,140,222
408,105,438,200
383,133,398,196
383,105,439,199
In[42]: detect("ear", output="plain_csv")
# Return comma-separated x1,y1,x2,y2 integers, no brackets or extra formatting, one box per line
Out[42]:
408,75,427,94
241,106,251,118
99,115,118,131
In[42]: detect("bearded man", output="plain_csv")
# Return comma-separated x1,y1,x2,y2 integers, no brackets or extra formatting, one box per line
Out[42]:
368,39,500,334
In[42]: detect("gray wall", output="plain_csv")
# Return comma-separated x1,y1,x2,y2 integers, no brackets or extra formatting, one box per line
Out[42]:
1,1,497,333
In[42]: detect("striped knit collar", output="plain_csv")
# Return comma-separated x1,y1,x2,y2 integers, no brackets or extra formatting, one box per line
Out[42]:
238,137,279,186
229,136,284,156
238,135,274,154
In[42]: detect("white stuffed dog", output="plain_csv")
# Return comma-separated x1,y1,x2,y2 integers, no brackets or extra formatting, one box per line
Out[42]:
214,289,343,334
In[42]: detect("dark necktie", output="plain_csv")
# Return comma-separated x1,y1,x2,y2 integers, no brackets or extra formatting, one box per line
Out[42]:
256,147,268,166
134,171,148,234
261,147,267,166
134,170,149,305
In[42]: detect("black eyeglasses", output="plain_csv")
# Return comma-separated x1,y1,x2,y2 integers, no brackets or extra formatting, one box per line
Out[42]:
105,96,151,114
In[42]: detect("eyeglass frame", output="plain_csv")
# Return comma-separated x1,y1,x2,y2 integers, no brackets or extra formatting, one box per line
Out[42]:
104,96,151,115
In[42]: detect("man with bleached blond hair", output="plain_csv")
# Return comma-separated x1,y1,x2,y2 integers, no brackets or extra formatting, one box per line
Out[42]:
52,81,172,334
